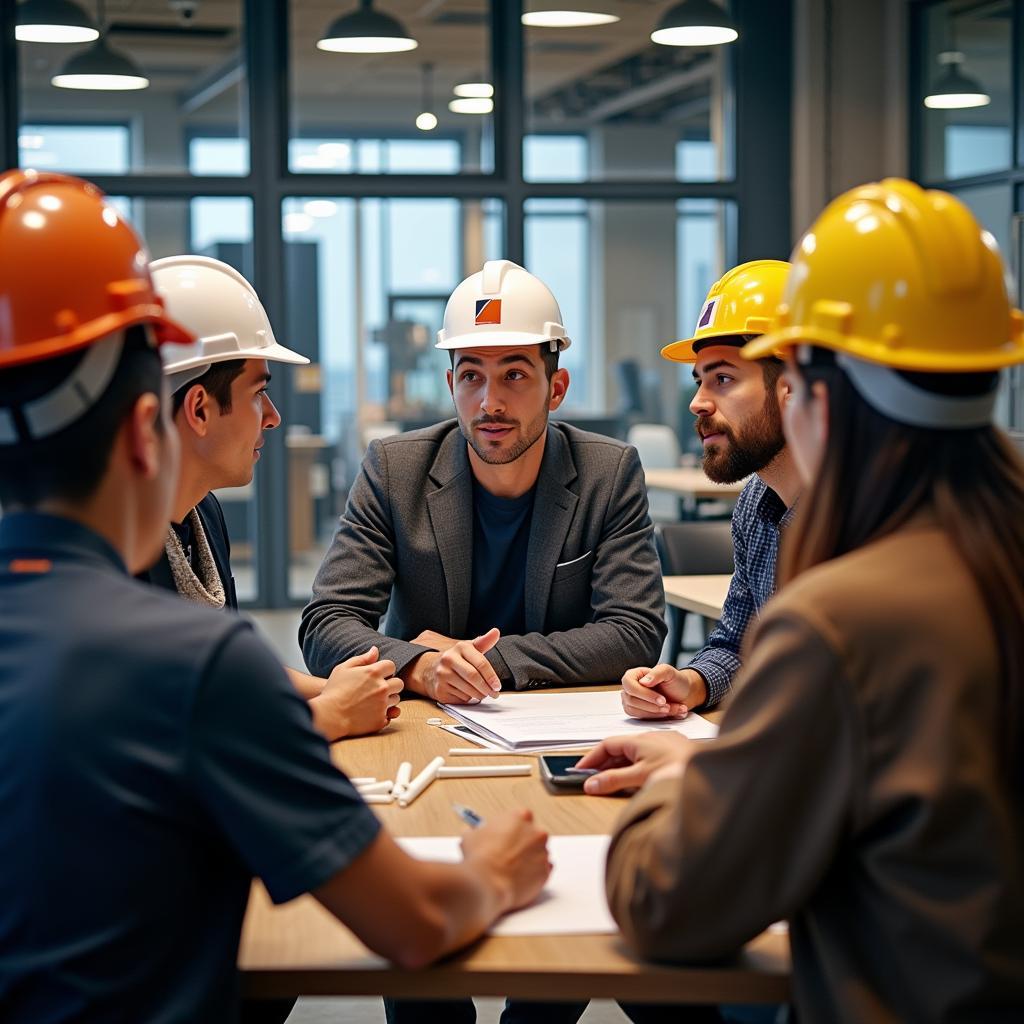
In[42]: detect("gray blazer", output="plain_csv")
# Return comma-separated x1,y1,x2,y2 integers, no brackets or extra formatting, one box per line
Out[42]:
300,419,666,690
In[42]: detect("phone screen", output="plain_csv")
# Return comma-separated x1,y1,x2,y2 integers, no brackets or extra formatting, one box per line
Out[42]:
540,755,596,788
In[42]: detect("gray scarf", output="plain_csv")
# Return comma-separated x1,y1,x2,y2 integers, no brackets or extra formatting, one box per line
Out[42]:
164,507,225,609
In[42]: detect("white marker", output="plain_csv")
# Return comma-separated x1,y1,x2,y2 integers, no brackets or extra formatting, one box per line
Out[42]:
437,765,532,779
394,761,413,796
349,777,376,785
398,756,445,808
362,793,394,805
356,780,393,795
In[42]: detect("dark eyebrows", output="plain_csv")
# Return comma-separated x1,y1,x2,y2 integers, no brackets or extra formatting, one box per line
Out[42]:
455,353,535,369
255,372,272,386
692,358,738,382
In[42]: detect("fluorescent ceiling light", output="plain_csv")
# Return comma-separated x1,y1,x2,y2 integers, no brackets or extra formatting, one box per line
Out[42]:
416,111,438,131
449,97,493,114
317,0,417,54
453,82,493,99
16,0,98,43
651,0,739,47
304,200,338,218
522,10,620,28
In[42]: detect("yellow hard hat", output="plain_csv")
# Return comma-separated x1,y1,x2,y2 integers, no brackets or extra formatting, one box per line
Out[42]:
743,178,1024,372
661,259,791,364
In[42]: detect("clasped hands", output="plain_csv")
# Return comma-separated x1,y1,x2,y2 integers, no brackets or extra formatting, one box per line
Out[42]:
406,627,503,704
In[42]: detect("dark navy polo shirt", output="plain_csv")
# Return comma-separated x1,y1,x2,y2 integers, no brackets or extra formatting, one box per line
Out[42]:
0,513,379,1023
466,479,535,638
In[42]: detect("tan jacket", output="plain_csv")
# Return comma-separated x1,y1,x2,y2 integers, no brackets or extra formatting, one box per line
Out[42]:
607,522,1024,1022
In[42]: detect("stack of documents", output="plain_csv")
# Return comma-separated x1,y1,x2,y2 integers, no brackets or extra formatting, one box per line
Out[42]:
438,689,718,752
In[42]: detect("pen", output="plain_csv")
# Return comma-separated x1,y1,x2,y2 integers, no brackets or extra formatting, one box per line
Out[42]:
452,803,485,828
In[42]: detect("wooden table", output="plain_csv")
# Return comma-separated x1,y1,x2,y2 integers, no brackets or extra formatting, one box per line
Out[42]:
663,574,733,620
239,695,789,1003
644,468,745,501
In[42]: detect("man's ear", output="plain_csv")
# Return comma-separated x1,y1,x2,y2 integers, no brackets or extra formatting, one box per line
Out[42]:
125,393,163,480
179,384,211,437
548,367,570,411
776,368,791,407
446,367,454,399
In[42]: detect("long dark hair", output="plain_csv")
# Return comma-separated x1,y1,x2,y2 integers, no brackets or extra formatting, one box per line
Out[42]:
779,352,1024,800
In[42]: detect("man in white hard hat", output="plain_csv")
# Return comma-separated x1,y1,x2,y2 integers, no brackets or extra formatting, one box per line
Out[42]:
141,255,403,742
301,258,665,1024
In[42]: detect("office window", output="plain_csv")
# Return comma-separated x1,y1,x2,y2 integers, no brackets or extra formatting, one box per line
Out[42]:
525,0,733,182
17,0,248,176
19,122,129,173
279,196,504,598
289,1,493,174
918,0,1011,182
525,198,733,443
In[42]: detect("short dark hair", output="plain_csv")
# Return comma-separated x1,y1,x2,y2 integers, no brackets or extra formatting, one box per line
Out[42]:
449,344,560,380
0,327,163,509
760,355,783,389
172,358,246,416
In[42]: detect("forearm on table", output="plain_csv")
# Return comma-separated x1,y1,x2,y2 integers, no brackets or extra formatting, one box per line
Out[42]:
490,618,665,688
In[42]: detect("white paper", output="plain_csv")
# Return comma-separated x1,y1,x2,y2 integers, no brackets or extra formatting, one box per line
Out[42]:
397,834,616,936
439,689,718,750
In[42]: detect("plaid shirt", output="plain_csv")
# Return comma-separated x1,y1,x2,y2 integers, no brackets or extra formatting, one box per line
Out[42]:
689,475,794,708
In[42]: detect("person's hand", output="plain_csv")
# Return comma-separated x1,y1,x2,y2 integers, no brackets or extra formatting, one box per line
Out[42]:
461,809,551,913
574,732,694,795
310,647,402,740
620,665,707,719
412,629,458,652
412,628,503,704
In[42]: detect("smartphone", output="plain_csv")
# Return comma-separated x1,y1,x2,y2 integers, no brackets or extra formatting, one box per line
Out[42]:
540,754,597,791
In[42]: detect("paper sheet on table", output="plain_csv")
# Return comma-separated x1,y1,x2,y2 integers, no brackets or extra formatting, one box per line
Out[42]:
439,689,718,750
397,834,616,936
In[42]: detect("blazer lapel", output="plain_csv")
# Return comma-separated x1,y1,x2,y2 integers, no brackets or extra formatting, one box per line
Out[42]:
426,429,474,638
525,426,579,632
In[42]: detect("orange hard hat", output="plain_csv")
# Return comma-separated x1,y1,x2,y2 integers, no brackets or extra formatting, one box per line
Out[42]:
0,169,193,369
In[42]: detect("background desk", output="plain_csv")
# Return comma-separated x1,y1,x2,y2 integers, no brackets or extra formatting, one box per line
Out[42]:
644,468,744,502
663,575,732,620
239,694,789,1004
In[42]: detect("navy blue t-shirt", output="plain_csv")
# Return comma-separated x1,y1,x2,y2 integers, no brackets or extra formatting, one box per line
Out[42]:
0,513,379,1023
466,479,535,638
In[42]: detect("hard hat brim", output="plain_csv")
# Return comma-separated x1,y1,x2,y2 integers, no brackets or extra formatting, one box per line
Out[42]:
661,332,752,364
742,325,1024,372
0,305,194,370
162,339,310,376
436,330,570,351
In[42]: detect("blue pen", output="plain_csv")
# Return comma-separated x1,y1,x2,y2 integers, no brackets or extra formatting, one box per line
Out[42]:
452,802,485,828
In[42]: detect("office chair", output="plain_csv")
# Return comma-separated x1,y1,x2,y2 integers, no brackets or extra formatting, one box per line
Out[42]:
657,520,734,665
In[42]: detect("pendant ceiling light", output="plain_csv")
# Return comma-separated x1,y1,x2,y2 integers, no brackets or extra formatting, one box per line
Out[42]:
651,0,738,47
448,97,493,115
521,6,619,28
416,62,437,131
924,51,990,109
51,1,148,90
317,0,418,54
16,0,98,43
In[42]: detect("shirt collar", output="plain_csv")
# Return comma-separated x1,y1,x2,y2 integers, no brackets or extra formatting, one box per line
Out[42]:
0,512,128,575
751,476,789,527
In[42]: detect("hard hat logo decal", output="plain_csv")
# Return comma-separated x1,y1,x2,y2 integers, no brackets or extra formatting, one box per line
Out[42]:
475,298,502,325
696,297,719,331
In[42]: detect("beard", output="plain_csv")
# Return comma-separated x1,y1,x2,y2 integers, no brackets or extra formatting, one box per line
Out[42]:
459,407,549,465
697,390,785,483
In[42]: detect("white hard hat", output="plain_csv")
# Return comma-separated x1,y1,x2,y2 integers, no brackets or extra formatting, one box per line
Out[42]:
436,259,571,352
151,255,309,394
